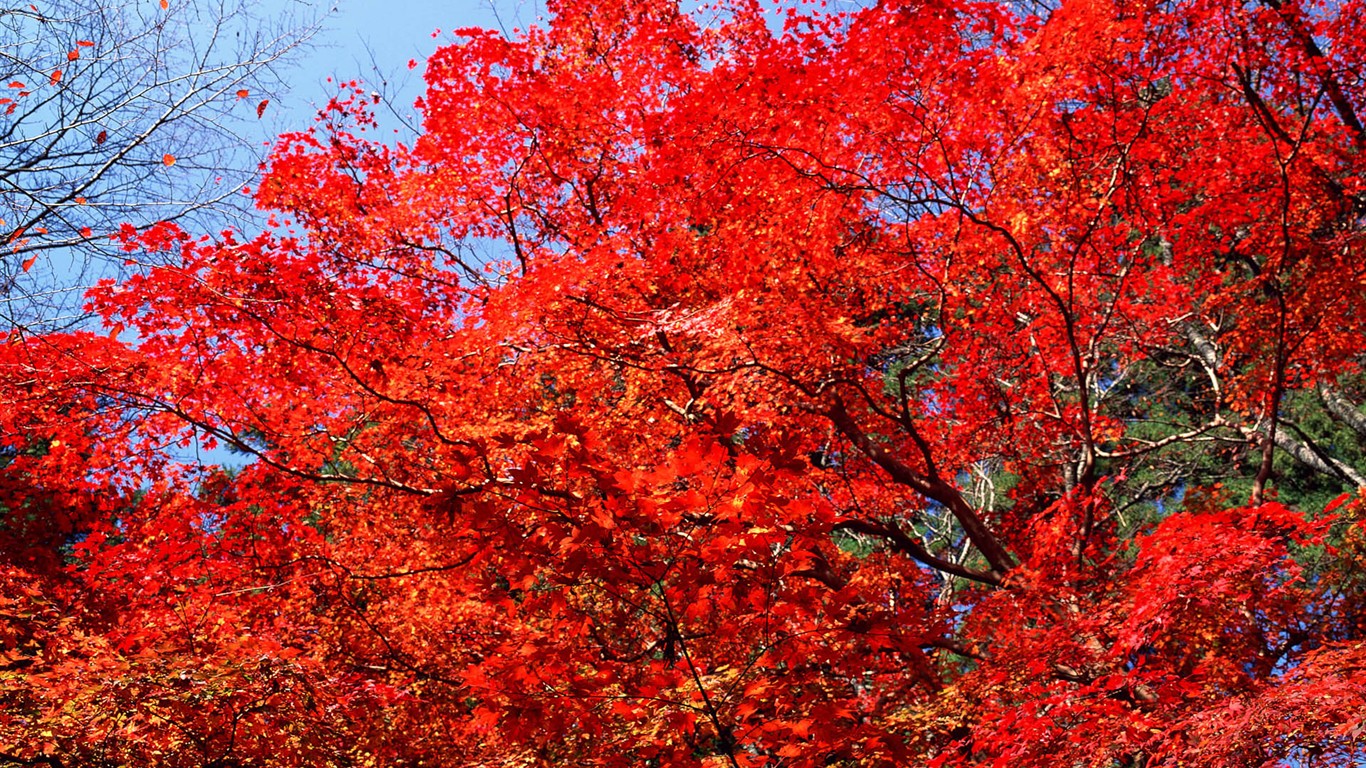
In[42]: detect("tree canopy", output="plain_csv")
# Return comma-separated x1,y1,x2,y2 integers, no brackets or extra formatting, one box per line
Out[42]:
3,0,1366,765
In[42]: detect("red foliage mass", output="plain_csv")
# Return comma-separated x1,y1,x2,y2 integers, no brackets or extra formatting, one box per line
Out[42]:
4,0,1366,765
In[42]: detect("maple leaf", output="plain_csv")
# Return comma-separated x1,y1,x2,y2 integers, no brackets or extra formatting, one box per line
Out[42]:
12,1,1366,766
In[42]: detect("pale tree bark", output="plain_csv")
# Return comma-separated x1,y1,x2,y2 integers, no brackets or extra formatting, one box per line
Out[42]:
1186,323,1366,488
1318,383,1366,439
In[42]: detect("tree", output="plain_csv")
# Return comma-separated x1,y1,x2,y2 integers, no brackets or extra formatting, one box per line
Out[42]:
0,0,318,330
5,0,1366,765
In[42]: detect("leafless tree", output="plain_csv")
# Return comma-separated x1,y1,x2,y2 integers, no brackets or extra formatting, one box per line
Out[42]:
0,0,323,330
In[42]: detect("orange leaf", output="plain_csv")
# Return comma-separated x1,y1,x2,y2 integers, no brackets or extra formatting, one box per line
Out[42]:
236,88,250,99
77,40,94,47
21,256,36,272
68,50,80,61
160,0,169,8
80,227,93,237
162,154,176,166
49,69,62,85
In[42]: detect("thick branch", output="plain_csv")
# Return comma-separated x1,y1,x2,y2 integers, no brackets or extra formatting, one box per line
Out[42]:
826,399,1015,576
835,519,1002,587
1318,383,1366,438
1262,0,1366,147
1236,419,1366,488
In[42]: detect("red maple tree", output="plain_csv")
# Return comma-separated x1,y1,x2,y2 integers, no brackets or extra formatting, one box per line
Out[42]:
5,0,1366,765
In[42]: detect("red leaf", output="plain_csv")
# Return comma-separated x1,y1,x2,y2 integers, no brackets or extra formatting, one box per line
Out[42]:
20,256,36,272
256,99,269,118
1325,492,1354,514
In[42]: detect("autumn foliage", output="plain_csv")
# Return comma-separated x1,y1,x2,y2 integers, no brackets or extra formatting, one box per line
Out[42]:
4,0,1366,764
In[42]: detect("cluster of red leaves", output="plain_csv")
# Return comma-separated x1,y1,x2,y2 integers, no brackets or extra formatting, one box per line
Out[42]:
5,0,1366,765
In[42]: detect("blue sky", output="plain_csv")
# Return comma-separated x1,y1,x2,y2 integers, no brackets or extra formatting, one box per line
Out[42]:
264,0,526,136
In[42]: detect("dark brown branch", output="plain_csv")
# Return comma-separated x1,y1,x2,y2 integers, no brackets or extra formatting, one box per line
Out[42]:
825,398,1015,576
835,519,1002,587
1262,0,1366,147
